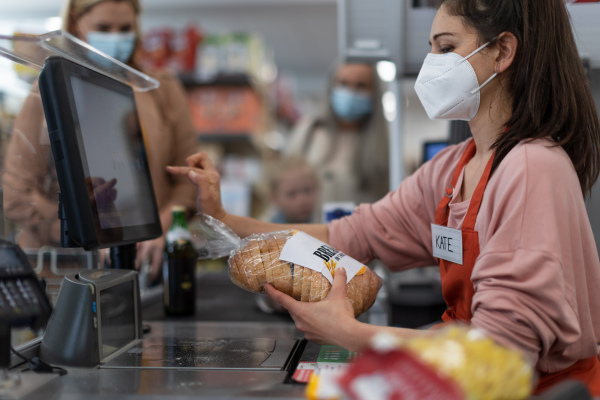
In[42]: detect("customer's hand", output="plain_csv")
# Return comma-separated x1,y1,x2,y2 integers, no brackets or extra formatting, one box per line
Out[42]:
166,152,227,220
136,235,166,280
265,268,357,346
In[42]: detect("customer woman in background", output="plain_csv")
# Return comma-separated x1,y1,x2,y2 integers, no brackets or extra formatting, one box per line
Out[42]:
2,0,198,279
286,62,389,208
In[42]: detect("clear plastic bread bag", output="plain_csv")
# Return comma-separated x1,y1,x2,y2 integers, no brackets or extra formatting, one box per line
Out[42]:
189,213,383,317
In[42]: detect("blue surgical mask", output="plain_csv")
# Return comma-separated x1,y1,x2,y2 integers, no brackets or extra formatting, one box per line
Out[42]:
86,31,136,64
330,86,374,122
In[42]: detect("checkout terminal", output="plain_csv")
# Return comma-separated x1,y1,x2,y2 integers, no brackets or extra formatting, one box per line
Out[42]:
0,37,305,399
35,54,298,368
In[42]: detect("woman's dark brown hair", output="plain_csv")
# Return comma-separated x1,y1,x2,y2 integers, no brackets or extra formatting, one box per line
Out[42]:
442,0,600,196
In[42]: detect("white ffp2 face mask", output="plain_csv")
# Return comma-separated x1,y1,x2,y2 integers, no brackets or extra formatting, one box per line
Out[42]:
414,41,497,121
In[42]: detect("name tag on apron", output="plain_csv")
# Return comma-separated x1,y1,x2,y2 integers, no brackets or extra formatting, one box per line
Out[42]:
431,224,463,265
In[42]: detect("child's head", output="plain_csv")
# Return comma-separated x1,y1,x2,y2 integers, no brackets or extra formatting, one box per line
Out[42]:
269,156,319,223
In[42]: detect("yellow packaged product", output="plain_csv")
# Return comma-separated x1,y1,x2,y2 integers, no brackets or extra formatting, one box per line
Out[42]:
304,326,534,400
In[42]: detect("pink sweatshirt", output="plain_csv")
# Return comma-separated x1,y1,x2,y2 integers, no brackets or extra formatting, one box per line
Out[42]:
329,138,600,373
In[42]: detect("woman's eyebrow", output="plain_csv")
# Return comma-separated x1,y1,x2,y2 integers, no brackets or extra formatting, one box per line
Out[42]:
428,32,455,46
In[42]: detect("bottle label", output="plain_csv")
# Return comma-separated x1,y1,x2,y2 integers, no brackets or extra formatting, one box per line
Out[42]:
166,227,192,243
278,231,367,284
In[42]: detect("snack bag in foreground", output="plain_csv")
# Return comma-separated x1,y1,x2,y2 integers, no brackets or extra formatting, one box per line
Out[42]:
306,326,535,400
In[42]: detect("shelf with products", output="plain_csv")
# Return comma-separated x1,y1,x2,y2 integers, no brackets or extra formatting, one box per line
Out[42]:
138,27,275,138
139,28,274,88
196,132,255,141
196,132,267,159
187,79,273,219
140,26,284,219
187,84,270,140
179,72,253,88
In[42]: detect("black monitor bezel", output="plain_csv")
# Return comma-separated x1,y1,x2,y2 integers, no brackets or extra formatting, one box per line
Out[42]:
38,56,162,250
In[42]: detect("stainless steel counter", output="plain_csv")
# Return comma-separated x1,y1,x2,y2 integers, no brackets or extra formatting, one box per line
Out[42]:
13,321,306,400
2,269,312,400
102,321,299,371
2,269,388,400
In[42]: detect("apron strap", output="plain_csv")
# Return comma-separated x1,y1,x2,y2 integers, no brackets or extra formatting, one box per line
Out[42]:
462,151,495,231
435,140,476,225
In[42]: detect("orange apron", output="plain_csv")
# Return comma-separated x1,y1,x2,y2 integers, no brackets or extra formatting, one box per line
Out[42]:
434,140,600,396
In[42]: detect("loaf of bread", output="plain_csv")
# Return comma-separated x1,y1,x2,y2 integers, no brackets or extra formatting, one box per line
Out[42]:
228,231,382,317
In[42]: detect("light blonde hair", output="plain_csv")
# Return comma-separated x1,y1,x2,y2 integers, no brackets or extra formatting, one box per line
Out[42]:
61,0,140,23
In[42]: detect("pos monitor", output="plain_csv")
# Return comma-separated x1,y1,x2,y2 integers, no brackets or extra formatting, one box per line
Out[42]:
38,56,162,251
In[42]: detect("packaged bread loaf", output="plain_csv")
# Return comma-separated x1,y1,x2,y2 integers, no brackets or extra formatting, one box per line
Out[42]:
228,230,383,317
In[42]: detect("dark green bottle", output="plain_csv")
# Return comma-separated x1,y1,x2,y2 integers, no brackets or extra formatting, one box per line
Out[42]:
163,206,197,316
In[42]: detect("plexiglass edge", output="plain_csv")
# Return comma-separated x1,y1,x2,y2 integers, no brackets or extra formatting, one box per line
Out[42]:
0,31,159,92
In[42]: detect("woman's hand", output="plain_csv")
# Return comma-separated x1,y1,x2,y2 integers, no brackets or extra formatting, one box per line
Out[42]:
265,268,359,347
166,152,227,220
136,235,166,280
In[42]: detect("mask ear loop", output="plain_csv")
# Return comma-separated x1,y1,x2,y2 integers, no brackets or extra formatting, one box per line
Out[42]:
461,40,494,62
470,72,498,95
461,37,499,95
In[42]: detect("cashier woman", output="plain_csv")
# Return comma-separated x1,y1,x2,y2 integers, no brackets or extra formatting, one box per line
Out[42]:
169,0,600,395
2,0,197,278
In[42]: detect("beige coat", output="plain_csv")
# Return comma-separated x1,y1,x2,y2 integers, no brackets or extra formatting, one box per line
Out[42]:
2,70,198,248
286,116,389,207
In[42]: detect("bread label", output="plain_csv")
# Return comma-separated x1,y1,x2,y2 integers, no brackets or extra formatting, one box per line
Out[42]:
279,232,366,284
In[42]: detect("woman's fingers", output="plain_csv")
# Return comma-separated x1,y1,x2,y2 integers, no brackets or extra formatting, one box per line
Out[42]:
166,152,225,219
166,165,203,186
186,151,216,171
265,275,356,348
330,267,348,299
167,152,219,188
135,237,166,280
165,165,192,176
264,283,299,311
166,165,199,181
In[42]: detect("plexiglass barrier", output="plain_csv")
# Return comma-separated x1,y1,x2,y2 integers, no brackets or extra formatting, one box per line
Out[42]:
0,30,160,347
0,30,159,92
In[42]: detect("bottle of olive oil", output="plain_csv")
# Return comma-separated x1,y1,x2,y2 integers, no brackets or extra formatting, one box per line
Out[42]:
163,206,197,316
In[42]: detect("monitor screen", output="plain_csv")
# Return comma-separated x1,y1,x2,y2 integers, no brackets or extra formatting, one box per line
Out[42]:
38,56,162,250
100,280,136,359
423,141,449,163
0,248,21,268
69,76,157,229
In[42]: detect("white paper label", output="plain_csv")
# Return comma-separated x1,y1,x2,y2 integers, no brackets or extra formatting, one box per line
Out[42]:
279,232,367,284
166,227,192,243
431,224,463,265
